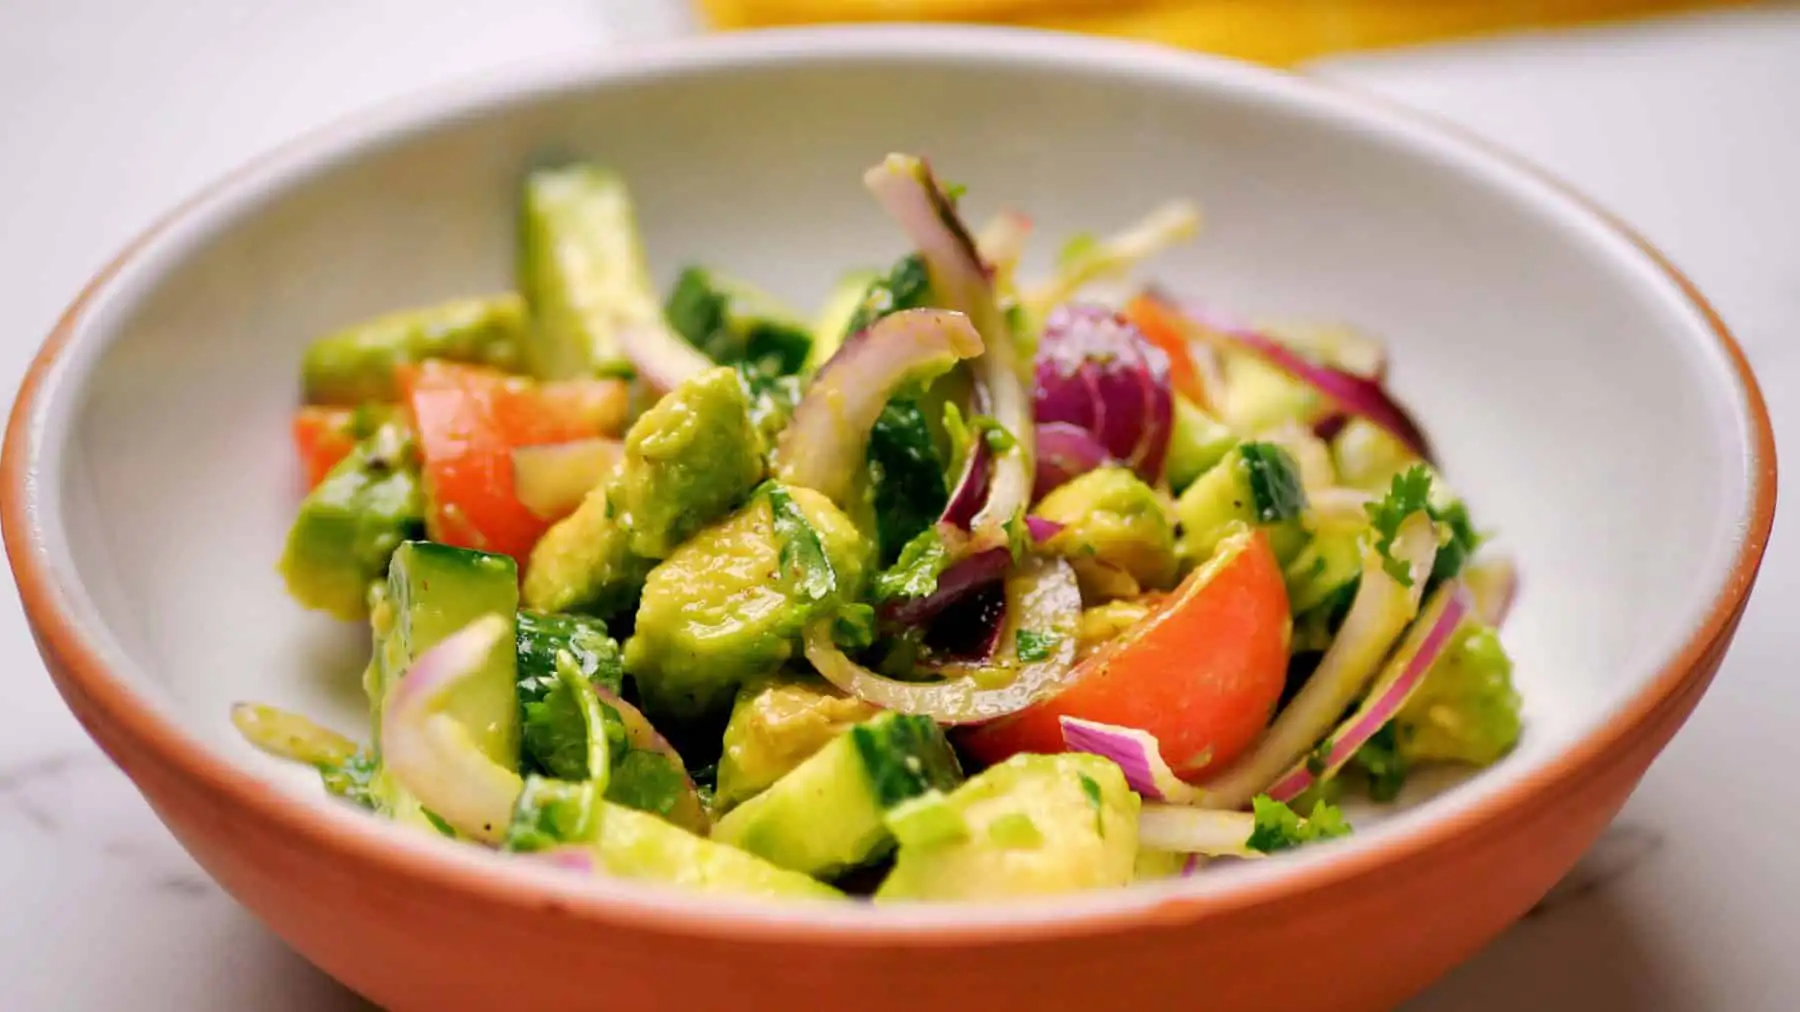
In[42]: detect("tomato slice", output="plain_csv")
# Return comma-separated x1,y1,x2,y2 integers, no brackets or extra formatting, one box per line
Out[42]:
1126,292,1210,407
292,406,362,489
960,529,1290,776
398,362,620,562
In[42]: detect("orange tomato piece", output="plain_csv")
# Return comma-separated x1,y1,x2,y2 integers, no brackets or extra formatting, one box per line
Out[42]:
292,406,362,490
1126,292,1210,408
960,530,1290,776
398,362,619,563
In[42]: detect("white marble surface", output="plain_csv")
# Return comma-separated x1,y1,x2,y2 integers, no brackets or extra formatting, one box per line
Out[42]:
0,3,1793,1008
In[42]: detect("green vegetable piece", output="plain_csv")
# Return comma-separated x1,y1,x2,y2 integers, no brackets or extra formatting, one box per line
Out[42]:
301,294,526,405
504,647,609,851
1283,507,1366,616
1175,441,1309,568
1427,499,1482,592
711,711,964,878
321,751,381,810
884,791,970,850
806,269,880,371
593,802,842,900
736,366,803,450
1015,629,1062,664
873,527,950,603
614,366,767,560
1036,467,1180,596
665,267,813,376
515,610,624,699
1221,353,1321,433
605,750,690,819
1164,395,1238,494
504,775,598,853
875,754,1139,902
866,398,949,566
517,162,667,379
624,487,870,721
1393,623,1522,767
1364,465,1434,587
1245,794,1352,854
844,253,933,338
1348,722,1408,803
716,674,881,812
279,420,425,621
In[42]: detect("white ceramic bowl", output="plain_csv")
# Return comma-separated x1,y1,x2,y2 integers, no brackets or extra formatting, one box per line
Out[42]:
4,26,1774,1012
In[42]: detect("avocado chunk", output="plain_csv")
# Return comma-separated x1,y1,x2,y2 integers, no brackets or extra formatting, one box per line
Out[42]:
593,803,842,900
279,420,425,621
520,468,649,617
623,486,870,721
711,711,964,879
1163,395,1238,494
613,366,767,560
518,162,670,379
1175,441,1309,567
300,294,526,405
875,754,1139,902
715,673,880,812
665,267,812,376
1035,466,1179,598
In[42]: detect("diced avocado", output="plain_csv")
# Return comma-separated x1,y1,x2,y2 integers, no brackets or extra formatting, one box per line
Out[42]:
1175,441,1308,567
715,673,880,811
612,366,767,560
300,294,526,405
624,486,869,721
279,421,425,621
875,754,1139,902
1220,352,1320,433
1284,509,1365,616
665,267,812,376
594,803,842,900
517,163,668,379
805,268,880,370
376,542,520,766
521,470,650,617
711,711,964,878
1035,467,1179,597
1164,395,1238,494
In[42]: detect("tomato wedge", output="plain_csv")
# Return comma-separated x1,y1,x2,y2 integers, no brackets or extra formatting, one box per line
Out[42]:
960,529,1290,776
292,406,365,489
1126,292,1210,408
398,362,625,562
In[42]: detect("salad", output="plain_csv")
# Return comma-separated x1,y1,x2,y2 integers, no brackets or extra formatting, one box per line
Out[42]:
238,153,1523,902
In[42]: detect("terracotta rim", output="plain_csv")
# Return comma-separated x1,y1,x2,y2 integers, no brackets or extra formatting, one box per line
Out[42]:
1,26,1777,945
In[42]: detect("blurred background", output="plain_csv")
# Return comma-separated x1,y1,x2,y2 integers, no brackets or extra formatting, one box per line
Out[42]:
0,1,1793,1010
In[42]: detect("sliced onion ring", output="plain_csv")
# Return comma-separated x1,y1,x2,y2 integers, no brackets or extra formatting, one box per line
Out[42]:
616,321,715,395
884,546,1010,627
512,438,622,521
1150,291,1433,462
806,556,1081,724
865,154,1034,548
380,614,523,844
589,685,710,834
940,436,992,531
1025,515,1064,543
1061,716,1201,803
1137,805,1262,858
1265,581,1472,803
776,307,983,508
1194,513,1440,809
1033,421,1111,499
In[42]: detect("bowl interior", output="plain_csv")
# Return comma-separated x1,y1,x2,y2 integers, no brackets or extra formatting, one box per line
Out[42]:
36,34,1754,884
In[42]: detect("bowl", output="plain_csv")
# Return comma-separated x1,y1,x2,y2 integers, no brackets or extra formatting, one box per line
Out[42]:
2,25,1774,1012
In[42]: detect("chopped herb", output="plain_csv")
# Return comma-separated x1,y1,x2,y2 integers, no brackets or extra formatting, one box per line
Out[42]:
1016,629,1062,664
866,398,949,565
422,808,458,838
1077,771,1106,838
606,751,687,817
1350,722,1408,803
503,775,597,853
1364,465,1434,587
1245,795,1352,854
874,528,949,602
319,751,379,810
763,481,838,603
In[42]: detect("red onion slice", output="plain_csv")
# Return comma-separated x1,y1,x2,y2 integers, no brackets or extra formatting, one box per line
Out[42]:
1060,716,1202,803
1154,293,1433,462
776,307,983,509
1025,515,1064,543
865,155,1034,548
589,684,710,834
380,615,523,844
616,321,715,395
883,546,1011,627
512,438,622,521
805,556,1081,724
1265,582,1472,803
1195,513,1440,809
518,845,601,875
939,436,992,531
1033,422,1111,498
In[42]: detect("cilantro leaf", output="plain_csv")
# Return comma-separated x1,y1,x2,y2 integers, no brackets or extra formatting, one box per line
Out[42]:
764,481,838,603
1015,629,1062,664
1245,794,1353,854
1349,722,1408,803
867,398,949,565
1363,465,1434,587
606,751,688,817
1426,499,1482,591
503,775,596,853
874,528,949,602
319,751,379,810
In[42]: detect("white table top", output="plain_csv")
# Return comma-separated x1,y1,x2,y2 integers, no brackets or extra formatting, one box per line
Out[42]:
1,3,1792,1008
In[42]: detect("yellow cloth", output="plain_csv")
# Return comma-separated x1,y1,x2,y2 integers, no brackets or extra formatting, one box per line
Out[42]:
698,0,1753,65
